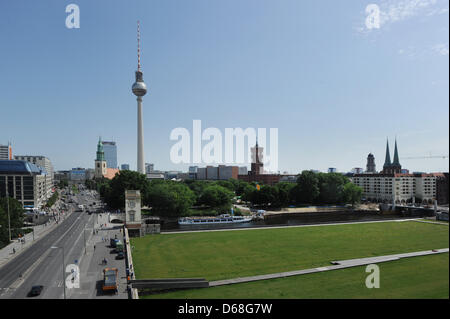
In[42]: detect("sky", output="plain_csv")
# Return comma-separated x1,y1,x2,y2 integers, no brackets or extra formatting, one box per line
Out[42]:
0,0,448,173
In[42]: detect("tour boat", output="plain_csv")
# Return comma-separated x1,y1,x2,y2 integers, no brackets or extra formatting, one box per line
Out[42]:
178,214,253,225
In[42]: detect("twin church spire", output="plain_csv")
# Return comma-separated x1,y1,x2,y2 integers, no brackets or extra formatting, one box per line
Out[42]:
382,138,401,174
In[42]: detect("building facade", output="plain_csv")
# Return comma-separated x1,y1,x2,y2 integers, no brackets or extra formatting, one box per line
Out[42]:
145,163,154,174
101,141,117,169
0,160,51,208
0,143,12,160
14,155,54,198
196,165,240,181
121,164,130,170
352,173,437,204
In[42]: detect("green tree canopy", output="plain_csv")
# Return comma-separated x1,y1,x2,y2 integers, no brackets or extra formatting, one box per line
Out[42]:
0,197,24,246
342,183,363,207
291,170,320,204
199,185,234,212
147,182,195,217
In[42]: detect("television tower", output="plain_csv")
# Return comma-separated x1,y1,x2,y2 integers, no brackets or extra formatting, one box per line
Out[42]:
132,21,147,174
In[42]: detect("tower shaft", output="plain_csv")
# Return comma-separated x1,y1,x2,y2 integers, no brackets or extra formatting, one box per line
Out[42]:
137,96,145,174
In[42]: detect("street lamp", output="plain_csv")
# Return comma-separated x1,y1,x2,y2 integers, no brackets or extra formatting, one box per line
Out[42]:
6,187,11,243
51,246,66,299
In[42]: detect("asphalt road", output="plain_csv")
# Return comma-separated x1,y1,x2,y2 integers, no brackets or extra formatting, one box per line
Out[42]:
0,188,128,299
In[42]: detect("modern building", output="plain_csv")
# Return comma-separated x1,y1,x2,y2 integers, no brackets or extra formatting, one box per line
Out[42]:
146,172,165,180
352,168,364,174
328,168,337,173
70,168,86,182
121,164,130,170
102,141,117,169
14,155,54,199
196,165,240,181
366,153,376,173
54,171,70,183
0,160,52,208
145,163,154,174
0,143,12,160
238,141,280,186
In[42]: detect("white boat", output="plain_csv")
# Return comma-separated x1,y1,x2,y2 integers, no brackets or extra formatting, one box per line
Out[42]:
178,214,253,225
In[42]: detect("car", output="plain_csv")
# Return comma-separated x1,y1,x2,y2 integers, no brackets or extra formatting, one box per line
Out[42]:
28,285,44,297
116,251,125,260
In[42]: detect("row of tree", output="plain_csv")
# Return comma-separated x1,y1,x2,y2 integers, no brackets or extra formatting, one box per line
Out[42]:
88,170,363,218
0,197,24,248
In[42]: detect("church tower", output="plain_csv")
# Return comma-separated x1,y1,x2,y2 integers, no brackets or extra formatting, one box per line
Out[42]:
250,138,264,175
382,138,402,174
95,137,107,178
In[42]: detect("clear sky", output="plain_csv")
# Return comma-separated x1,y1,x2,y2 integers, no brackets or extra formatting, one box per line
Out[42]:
1,0,448,173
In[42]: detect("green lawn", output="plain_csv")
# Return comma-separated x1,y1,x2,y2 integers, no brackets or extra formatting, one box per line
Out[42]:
131,221,448,282
143,254,449,299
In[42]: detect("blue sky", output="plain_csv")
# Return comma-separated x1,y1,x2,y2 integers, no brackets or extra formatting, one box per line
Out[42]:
0,0,448,173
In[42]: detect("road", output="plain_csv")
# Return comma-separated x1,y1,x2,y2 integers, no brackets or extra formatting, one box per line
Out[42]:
0,187,128,299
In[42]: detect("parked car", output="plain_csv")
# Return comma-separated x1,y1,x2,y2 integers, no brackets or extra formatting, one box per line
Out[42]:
28,285,44,297
116,251,125,260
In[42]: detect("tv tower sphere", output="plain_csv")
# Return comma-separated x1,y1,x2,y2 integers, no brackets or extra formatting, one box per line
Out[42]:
132,71,147,96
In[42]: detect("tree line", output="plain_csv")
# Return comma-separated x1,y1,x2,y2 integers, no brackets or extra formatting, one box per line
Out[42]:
87,170,362,218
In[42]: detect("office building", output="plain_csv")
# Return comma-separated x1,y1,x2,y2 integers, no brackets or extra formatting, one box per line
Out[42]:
0,160,51,208
328,168,337,173
14,155,54,199
145,163,154,174
0,143,12,160
102,141,118,168
121,164,130,170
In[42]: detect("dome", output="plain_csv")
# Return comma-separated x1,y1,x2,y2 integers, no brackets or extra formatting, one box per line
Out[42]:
132,81,147,96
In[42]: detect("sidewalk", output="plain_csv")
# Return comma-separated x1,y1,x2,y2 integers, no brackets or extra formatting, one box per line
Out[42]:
68,213,128,299
0,201,73,269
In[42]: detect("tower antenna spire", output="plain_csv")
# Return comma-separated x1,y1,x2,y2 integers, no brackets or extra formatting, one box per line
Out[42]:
137,20,141,71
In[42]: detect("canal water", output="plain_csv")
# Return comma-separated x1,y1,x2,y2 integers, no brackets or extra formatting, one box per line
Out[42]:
160,210,412,232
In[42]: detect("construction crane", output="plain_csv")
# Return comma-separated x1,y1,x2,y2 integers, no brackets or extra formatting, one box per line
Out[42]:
401,155,448,160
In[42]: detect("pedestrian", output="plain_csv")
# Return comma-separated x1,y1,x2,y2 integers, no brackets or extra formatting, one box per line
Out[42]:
12,248,15,254
94,245,96,250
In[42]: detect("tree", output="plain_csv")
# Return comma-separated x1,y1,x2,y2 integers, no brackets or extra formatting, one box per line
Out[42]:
291,171,320,204
199,185,234,212
274,182,296,207
0,197,24,247
147,182,195,217
104,170,150,209
343,183,363,207
317,173,349,204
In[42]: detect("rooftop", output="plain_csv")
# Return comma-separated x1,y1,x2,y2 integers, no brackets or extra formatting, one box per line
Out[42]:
0,160,47,175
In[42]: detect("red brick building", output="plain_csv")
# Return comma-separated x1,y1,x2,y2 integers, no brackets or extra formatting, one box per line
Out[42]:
238,141,280,186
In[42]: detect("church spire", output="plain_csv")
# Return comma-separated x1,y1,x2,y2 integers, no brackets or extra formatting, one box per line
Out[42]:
392,138,400,166
383,138,391,168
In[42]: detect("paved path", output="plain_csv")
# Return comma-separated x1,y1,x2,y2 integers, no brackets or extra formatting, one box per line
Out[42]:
162,218,423,235
67,213,128,299
209,248,449,287
413,220,449,226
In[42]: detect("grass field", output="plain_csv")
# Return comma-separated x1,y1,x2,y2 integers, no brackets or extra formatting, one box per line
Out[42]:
143,254,449,299
131,221,448,283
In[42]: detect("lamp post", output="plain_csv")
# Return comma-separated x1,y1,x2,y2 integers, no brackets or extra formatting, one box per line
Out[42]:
51,246,66,299
6,186,11,243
